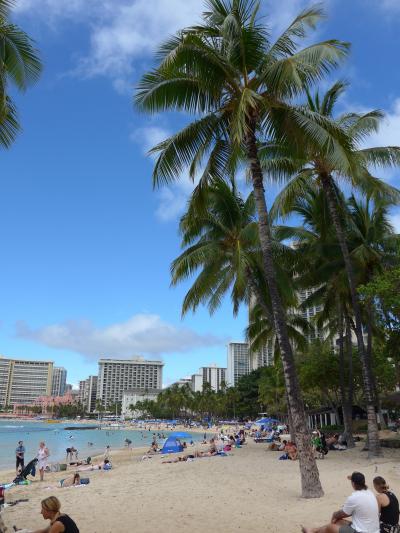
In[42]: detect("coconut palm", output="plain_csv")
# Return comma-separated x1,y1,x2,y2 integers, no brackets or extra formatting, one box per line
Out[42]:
269,81,400,456
0,0,42,147
275,181,399,448
136,0,352,497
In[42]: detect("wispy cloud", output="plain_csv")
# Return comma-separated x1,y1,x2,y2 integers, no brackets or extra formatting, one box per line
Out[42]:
15,314,224,360
130,124,196,221
130,125,170,155
15,0,315,89
389,211,400,233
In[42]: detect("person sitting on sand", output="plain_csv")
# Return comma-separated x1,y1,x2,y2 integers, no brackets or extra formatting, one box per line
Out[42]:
301,471,379,533
285,441,298,460
31,496,79,533
326,434,339,450
269,439,287,451
60,473,80,488
373,476,399,533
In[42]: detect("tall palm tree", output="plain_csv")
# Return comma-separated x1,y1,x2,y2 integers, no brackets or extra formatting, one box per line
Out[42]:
269,82,400,456
0,0,42,147
136,0,351,497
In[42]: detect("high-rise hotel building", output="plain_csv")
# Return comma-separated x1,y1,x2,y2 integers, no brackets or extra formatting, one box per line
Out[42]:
51,367,67,396
227,342,250,386
97,357,163,407
0,356,53,407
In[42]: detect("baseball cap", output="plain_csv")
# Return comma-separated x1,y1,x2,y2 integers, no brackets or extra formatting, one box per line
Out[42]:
347,472,366,486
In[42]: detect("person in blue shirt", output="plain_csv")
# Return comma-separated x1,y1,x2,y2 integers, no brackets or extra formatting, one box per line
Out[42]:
15,440,25,474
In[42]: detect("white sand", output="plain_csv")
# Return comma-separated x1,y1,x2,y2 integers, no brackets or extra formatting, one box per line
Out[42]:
2,439,400,533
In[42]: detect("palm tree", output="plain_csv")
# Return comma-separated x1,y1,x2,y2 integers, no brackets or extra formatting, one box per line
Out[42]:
269,82,400,456
0,0,42,147
135,1,351,496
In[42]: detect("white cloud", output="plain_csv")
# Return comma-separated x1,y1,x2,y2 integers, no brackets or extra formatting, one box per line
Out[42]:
15,0,316,88
130,124,196,221
15,313,223,360
389,211,400,233
130,125,170,154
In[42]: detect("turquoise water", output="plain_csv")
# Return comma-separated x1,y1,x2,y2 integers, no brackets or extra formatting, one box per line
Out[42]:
0,421,201,472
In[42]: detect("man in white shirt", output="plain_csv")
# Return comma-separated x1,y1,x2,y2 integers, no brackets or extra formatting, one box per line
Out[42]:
301,471,380,533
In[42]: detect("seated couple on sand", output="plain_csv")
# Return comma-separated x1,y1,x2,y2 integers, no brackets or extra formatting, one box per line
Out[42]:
277,441,298,460
302,472,399,533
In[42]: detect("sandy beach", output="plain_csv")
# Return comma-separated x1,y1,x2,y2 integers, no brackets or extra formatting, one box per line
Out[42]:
2,436,400,533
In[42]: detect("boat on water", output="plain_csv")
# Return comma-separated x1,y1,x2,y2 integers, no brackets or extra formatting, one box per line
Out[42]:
45,420,60,424
64,425,99,430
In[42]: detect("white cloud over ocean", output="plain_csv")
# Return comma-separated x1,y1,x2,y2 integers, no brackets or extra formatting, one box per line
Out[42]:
15,314,224,359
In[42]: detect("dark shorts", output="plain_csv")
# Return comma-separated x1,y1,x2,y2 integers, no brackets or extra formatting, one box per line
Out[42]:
339,525,356,533
16,457,24,469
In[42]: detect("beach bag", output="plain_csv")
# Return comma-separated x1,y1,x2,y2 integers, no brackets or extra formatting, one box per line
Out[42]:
59,464,67,471
80,478,90,485
279,454,288,460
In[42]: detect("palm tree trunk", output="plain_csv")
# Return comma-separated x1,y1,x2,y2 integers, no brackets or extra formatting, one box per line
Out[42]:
320,173,381,457
366,302,387,430
246,126,323,498
338,308,355,448
345,314,354,430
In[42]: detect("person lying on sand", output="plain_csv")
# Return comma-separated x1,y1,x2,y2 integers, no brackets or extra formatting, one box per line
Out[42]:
162,455,195,463
301,472,379,533
60,473,80,488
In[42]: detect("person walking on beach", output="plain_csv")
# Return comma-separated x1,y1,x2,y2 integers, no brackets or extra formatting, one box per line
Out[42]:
15,440,25,474
32,496,79,532
37,442,50,482
104,445,111,461
301,472,379,533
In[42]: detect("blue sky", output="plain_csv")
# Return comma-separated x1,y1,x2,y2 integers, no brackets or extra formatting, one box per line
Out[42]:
1,0,399,387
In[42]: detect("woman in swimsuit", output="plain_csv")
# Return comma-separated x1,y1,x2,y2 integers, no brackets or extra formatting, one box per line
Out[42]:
32,496,79,533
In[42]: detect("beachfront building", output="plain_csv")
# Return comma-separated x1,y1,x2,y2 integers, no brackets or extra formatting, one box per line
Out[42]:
250,342,274,370
191,373,203,392
78,375,98,412
191,364,227,392
121,388,161,416
227,342,250,387
169,377,192,388
97,357,163,408
51,366,67,396
298,287,324,342
0,356,53,407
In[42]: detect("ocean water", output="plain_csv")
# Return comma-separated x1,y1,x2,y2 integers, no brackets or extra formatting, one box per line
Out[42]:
0,421,202,473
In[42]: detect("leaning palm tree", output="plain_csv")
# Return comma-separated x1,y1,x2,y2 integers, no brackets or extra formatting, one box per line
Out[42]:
0,0,42,147
269,81,400,456
136,0,351,497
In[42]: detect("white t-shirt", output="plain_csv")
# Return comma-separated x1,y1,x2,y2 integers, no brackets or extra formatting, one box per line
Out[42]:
342,489,379,533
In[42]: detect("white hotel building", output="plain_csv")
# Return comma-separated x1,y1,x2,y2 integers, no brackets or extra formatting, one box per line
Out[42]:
97,357,163,408
0,356,53,407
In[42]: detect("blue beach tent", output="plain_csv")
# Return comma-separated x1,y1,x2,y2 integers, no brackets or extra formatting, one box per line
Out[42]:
161,436,184,454
169,431,192,439
255,417,280,426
